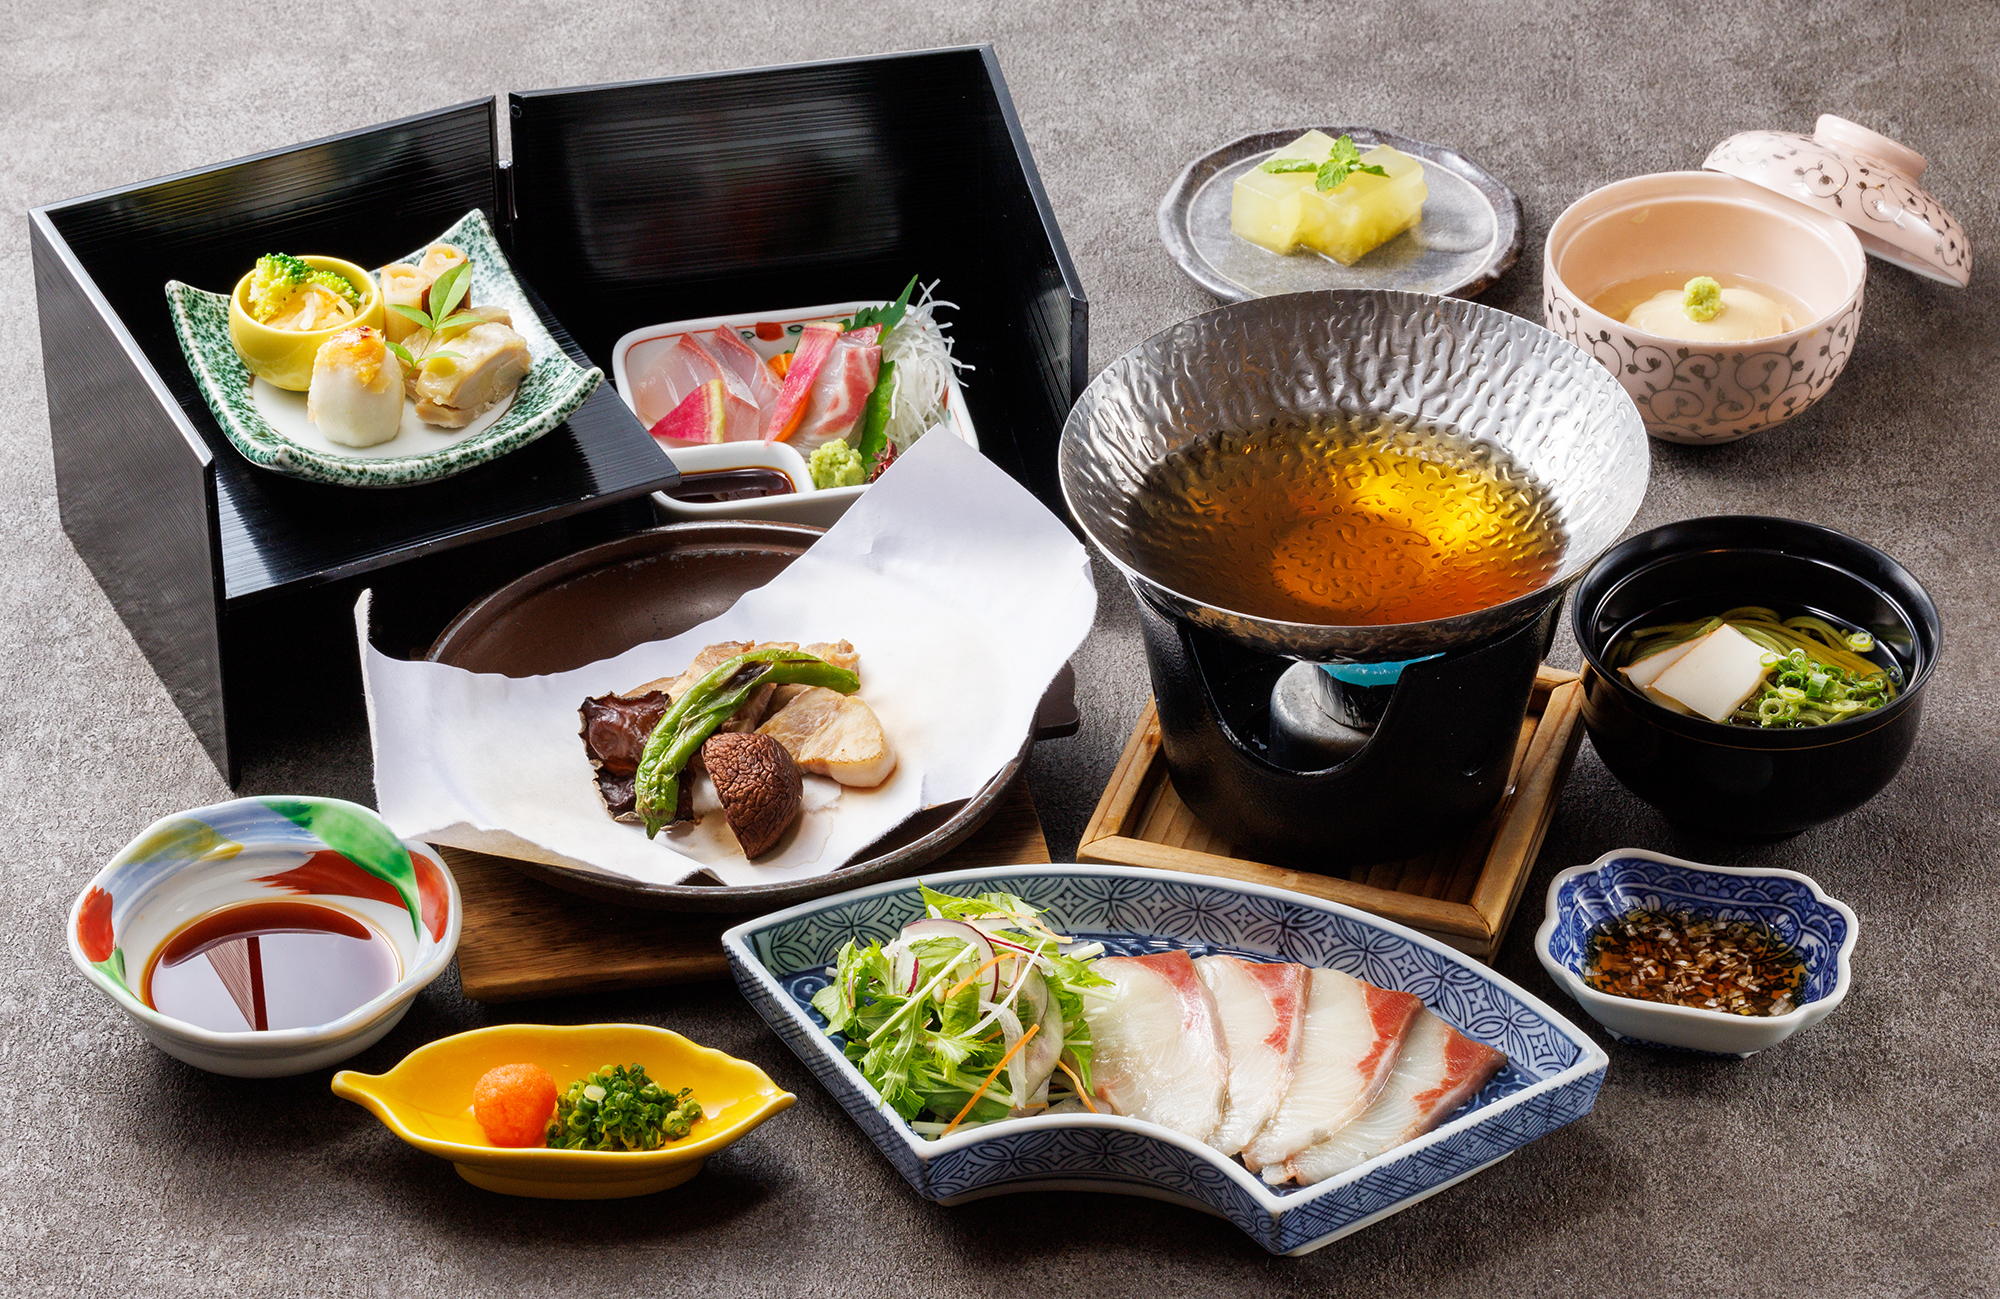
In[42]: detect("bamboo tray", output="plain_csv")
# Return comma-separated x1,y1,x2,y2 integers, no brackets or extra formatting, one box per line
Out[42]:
446,780,1051,1003
1077,666,1584,961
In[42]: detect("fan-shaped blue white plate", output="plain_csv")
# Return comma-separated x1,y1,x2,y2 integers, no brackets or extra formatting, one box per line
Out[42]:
723,864,1608,1256
165,209,602,487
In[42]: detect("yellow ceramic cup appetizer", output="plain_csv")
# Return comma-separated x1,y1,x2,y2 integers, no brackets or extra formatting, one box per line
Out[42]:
331,1022,795,1198
228,255,384,391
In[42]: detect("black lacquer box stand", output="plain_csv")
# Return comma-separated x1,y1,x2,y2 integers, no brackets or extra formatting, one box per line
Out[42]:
33,47,1087,783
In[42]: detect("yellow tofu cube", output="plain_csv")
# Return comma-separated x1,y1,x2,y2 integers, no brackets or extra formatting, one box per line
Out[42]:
1231,131,1429,264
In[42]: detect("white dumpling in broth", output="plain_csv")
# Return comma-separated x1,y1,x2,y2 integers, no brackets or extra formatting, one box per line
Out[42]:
307,326,405,447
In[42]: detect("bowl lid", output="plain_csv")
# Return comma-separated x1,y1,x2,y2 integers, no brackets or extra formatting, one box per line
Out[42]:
1704,114,1969,287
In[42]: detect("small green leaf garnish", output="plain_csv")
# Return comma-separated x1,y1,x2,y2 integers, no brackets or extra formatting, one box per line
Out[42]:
430,262,472,326
1259,135,1389,192
381,259,477,370
1314,134,1389,193
846,274,919,336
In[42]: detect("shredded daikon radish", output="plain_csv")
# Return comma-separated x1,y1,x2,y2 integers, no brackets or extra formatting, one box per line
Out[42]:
879,281,969,452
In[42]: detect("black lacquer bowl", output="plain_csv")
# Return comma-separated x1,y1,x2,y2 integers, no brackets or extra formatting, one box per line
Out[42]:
1572,516,1941,838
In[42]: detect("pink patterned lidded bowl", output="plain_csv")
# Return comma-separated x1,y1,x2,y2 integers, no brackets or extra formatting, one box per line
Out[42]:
1543,170,1867,445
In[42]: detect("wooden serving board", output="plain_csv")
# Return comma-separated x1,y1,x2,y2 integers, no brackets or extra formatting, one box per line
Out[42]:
446,781,1051,1003
1077,666,1586,962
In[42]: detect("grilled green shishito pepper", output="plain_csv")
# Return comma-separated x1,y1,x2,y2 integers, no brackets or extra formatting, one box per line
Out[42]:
631,648,860,836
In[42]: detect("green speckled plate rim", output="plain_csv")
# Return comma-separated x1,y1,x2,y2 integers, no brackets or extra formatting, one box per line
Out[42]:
164,209,603,489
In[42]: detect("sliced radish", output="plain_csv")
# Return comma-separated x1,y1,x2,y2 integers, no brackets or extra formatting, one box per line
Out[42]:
883,940,917,996
993,1004,1028,1107
649,378,726,445
764,320,842,442
1019,980,1067,1110
901,919,998,999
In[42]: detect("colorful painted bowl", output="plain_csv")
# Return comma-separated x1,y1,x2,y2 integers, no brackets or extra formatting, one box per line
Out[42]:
725,864,1609,1257
226,255,385,391
1542,171,1868,444
1536,849,1858,1057
331,1023,795,1198
66,796,459,1078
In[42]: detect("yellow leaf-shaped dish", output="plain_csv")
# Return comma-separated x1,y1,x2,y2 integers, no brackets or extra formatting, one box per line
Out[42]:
332,1023,794,1198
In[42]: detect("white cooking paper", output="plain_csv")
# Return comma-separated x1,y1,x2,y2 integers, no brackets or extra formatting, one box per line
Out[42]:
360,433,1096,887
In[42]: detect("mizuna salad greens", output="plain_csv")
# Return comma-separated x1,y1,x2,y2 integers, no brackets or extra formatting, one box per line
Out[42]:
810,885,1109,1137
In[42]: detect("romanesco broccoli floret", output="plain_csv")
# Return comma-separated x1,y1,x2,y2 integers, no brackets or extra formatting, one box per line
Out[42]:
247,253,313,322
307,268,362,309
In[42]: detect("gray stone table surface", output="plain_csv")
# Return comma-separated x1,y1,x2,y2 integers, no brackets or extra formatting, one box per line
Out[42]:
4,1,1994,1294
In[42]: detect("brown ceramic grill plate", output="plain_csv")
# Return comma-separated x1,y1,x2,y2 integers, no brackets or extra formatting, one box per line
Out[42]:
425,521,1062,912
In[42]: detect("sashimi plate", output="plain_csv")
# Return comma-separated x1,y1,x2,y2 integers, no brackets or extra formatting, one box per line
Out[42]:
724,864,1608,1256
611,301,977,527
166,209,602,488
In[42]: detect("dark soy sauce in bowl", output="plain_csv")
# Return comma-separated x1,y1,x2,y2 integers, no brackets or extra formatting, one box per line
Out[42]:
664,468,797,504
142,901,402,1032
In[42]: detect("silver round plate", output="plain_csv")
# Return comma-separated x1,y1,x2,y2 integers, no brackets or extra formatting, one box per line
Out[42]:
1159,127,1524,303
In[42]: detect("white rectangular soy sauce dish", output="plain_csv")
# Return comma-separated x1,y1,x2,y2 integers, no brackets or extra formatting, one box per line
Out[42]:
612,300,978,527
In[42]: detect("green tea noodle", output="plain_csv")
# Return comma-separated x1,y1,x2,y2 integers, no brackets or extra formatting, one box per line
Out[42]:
1614,606,1900,728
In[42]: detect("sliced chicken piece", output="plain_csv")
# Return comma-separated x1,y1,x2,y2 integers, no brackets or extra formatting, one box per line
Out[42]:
789,324,881,452
769,640,861,711
1281,1009,1507,1186
1195,955,1308,1156
623,642,757,703
1242,968,1422,1176
757,686,896,787
411,323,531,427
1084,950,1230,1144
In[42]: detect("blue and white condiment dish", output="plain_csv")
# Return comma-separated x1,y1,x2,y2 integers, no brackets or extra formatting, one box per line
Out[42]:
1536,848,1857,1057
724,864,1608,1257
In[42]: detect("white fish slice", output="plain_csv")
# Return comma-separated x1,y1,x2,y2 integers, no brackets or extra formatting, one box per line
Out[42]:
1242,967,1422,1176
1281,1009,1508,1186
1084,949,1230,1144
1194,954,1307,1156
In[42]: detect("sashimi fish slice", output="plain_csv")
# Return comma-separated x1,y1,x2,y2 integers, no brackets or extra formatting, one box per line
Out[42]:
1085,950,1230,1145
1281,1009,1508,1187
703,326,783,416
1194,955,1307,1156
790,324,882,452
1242,967,1422,1175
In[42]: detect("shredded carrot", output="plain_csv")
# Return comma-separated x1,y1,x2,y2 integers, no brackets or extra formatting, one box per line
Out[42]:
944,954,1008,1001
768,353,791,379
941,1024,1039,1137
1055,1056,1099,1113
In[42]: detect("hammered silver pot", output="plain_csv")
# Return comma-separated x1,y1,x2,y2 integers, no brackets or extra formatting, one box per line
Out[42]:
1060,290,1651,662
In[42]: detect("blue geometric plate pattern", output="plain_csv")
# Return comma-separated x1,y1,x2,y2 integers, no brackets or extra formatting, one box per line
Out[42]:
723,865,1609,1256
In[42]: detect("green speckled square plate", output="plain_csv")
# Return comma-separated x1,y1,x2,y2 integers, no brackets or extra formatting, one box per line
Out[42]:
165,209,602,488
